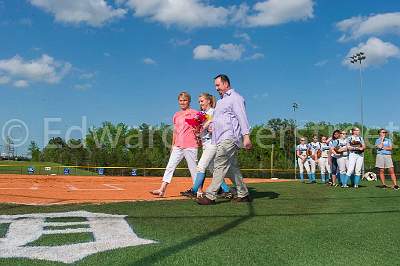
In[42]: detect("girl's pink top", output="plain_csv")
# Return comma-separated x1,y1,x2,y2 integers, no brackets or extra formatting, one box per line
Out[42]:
173,108,199,148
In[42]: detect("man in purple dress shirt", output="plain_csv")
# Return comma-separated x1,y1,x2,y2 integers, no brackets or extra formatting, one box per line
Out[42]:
197,74,253,205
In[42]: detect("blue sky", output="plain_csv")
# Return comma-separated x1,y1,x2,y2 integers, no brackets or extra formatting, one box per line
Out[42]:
0,0,400,153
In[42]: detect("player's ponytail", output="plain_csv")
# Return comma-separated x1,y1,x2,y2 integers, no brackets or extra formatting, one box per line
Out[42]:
199,93,216,108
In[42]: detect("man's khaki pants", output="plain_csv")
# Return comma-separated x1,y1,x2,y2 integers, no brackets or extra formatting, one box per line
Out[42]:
205,139,249,200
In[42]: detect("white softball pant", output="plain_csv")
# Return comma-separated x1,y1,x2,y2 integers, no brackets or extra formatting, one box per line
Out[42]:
298,158,316,173
346,153,364,176
318,157,331,175
162,147,198,184
337,157,348,175
197,143,217,173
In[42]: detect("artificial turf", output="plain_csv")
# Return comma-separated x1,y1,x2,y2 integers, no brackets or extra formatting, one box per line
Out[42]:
27,232,94,247
1,180,400,265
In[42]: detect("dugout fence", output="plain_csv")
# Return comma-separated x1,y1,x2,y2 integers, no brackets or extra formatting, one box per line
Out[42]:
0,162,398,179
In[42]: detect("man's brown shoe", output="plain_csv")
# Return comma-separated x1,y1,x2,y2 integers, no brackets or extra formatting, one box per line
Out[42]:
196,196,216,205
232,195,252,203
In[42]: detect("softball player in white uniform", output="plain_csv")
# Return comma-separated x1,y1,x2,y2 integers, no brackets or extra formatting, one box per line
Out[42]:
337,131,349,187
319,136,331,183
346,127,365,188
330,131,349,187
308,136,320,183
296,138,312,182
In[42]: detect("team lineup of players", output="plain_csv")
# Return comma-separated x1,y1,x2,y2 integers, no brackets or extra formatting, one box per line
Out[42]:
296,127,399,189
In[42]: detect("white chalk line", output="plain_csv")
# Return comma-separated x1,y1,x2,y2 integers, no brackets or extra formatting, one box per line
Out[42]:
0,184,39,190
67,184,125,191
44,222,88,227
43,228,92,235
0,183,125,191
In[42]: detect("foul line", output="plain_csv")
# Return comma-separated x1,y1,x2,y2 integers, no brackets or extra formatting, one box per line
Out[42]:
67,184,124,191
0,184,39,190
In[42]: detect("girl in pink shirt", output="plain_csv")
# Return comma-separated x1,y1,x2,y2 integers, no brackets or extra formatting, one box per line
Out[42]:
150,92,199,197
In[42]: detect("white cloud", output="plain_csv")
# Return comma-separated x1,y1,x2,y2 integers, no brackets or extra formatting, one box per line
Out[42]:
143,58,157,65
169,38,191,47
124,0,229,28
123,0,314,28
0,54,71,87
193,44,245,61
243,0,314,27
337,12,400,41
0,76,10,84
80,72,95,79
252,92,269,100
74,83,92,91
13,80,29,88
234,32,251,42
343,37,400,69
245,53,265,60
30,0,315,29
314,60,328,67
29,0,127,27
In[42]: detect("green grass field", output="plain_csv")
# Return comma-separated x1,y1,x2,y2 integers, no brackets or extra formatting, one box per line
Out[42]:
1,180,400,265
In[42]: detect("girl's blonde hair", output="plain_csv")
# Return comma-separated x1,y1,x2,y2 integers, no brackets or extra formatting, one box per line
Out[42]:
199,93,216,108
178,91,191,102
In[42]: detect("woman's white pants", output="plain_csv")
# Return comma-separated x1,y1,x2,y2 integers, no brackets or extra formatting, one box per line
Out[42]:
162,147,198,184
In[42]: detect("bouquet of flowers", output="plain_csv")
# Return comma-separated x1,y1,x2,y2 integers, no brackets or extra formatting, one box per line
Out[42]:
185,111,209,145
185,111,208,127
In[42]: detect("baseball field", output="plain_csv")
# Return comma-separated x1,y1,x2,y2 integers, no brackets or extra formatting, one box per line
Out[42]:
1,173,399,265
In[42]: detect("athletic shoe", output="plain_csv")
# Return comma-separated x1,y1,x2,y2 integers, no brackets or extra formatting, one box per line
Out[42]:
380,184,389,189
394,185,399,190
218,192,233,199
232,195,252,203
180,189,196,198
196,196,216,205
354,185,359,188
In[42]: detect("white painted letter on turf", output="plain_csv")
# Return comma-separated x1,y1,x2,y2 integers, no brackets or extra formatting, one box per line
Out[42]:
0,211,156,263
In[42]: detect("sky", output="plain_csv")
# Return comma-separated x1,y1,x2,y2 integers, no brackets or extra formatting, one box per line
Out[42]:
0,0,400,154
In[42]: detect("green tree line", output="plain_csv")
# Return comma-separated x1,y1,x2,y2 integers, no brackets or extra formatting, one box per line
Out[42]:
28,119,400,176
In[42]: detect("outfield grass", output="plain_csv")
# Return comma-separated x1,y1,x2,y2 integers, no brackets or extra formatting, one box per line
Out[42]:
1,181,400,265
27,232,94,247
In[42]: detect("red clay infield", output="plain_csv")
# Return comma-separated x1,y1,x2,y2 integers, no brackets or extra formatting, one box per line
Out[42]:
0,174,293,205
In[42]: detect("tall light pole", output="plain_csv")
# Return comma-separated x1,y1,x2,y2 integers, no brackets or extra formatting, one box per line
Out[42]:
349,52,366,174
349,52,366,139
292,102,299,179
